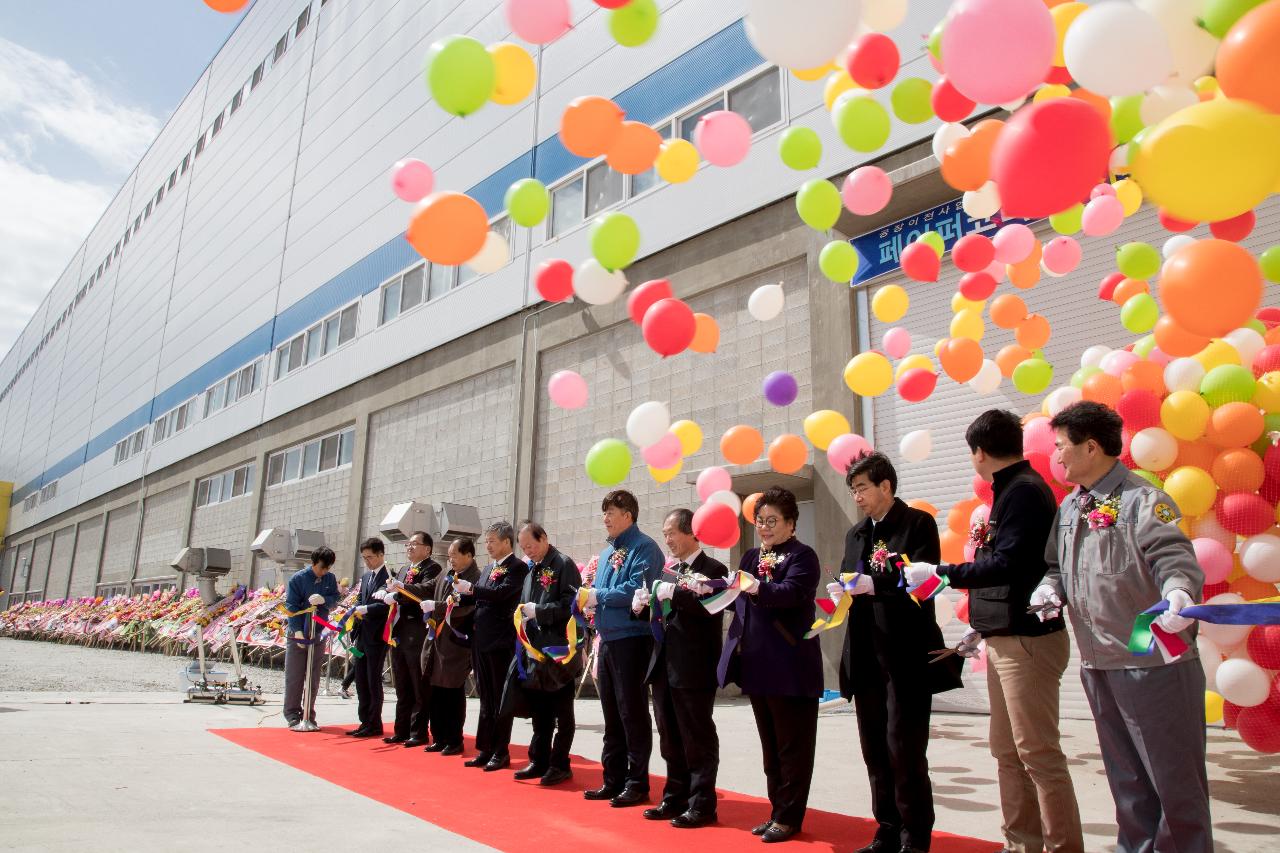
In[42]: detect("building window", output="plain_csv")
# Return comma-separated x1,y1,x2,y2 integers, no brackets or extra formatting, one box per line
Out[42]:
168,170,177,190
266,427,355,487
39,481,57,504
585,162,624,217
195,133,206,157
114,428,147,465
212,111,225,137
273,33,289,65
630,123,672,197
679,96,725,142
380,278,402,325
274,302,357,374
181,153,191,175
728,67,782,132
428,262,453,301
251,61,265,90
24,494,38,512
195,462,254,508
230,89,243,115
203,359,262,417
550,175,585,237
156,185,164,206
296,6,310,36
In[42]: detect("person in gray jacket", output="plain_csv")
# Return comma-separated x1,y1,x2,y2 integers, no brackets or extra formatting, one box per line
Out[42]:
1031,402,1211,853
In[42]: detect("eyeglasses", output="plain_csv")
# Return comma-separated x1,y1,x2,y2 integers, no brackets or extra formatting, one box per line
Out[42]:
849,485,875,497
754,516,782,529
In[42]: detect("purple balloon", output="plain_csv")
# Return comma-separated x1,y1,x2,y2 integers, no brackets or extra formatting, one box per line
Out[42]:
763,371,799,407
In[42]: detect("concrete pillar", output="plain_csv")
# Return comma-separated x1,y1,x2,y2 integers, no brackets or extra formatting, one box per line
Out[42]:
339,405,373,581
243,445,270,588
510,308,546,525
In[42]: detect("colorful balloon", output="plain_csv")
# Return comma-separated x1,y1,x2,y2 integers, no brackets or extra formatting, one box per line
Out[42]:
641,298,696,357
590,212,641,270
833,95,892,153
391,159,434,202
535,259,574,302
425,36,496,118
609,0,659,47
690,314,720,353
560,96,624,158
763,371,800,407
606,121,663,175
488,42,537,105
626,279,674,326
721,425,765,465
1215,0,1280,114
779,127,823,170
1160,240,1264,338
842,167,893,216
506,0,571,44
768,434,809,474
585,438,632,486
504,178,550,226
655,139,699,183
990,98,1112,218
942,0,1055,105
804,410,852,451
693,110,752,167
846,32,900,89
407,192,488,265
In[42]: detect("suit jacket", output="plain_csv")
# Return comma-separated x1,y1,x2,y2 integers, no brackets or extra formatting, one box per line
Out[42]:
646,550,728,690
839,498,963,700
354,565,390,651
523,546,583,653
392,560,442,639
462,552,528,653
410,561,481,688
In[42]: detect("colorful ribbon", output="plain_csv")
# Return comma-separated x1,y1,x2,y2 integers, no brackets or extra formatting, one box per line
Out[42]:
907,572,949,604
1129,595,1280,661
697,570,757,615
804,569,863,639
513,587,589,679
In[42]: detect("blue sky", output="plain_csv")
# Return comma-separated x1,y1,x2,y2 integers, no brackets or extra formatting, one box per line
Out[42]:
0,0,246,357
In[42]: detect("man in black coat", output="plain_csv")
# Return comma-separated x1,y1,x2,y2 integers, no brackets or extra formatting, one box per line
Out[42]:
454,520,528,771
346,537,391,737
381,531,441,747
631,507,727,829
831,452,962,853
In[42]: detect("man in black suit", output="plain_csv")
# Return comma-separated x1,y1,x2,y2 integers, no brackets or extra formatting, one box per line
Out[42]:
453,520,528,771
346,537,390,737
831,452,963,853
380,531,441,747
632,507,727,829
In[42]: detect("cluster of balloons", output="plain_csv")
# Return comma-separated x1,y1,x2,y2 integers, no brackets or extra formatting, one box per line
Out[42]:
507,0,661,49
426,37,537,118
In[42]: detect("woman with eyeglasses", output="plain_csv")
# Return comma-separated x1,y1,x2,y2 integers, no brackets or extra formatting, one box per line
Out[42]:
716,486,821,844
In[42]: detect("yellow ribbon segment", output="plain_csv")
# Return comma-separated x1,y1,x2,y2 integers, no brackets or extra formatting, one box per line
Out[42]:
805,572,860,638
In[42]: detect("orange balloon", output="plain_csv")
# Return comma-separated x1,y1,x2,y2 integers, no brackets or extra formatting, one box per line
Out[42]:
205,0,249,10
721,425,764,465
940,528,967,563
1016,313,1052,349
1159,239,1264,338
407,192,488,265
1122,360,1166,396
1211,447,1266,492
606,121,663,175
908,499,939,517
940,337,984,382
1216,0,1280,115
1205,401,1265,448
1082,372,1123,408
742,491,763,524
1153,315,1211,357
940,120,1003,191
996,344,1033,377
1175,439,1218,471
1007,241,1043,290
948,497,980,535
1111,278,1150,306
689,313,720,353
1230,575,1279,602
560,96,625,158
1267,324,1280,347
990,294,1028,329
1070,88,1112,124
768,434,808,474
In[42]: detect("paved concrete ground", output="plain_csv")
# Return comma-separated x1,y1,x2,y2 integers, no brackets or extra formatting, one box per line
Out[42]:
0,638,1275,852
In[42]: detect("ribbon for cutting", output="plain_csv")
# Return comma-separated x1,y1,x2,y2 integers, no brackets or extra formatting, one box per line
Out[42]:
648,580,674,644
382,599,399,647
1129,595,1280,661
804,569,864,639
513,587,589,678
907,567,949,604
697,570,757,615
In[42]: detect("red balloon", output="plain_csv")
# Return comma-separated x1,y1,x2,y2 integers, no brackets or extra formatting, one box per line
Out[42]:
641,297,696,357
973,476,994,507
896,368,937,402
1260,444,1280,504
959,271,998,300
1116,389,1162,431
954,591,970,623
1026,451,1056,488
1237,704,1280,753
693,501,740,549
1257,307,1280,329
952,233,995,273
845,33,900,89
901,241,941,282
535,259,574,302
991,99,1112,218
627,278,673,325
1045,66,1073,85
1210,210,1257,242
1254,345,1280,378
931,76,975,123
1119,429,1138,470
592,0,631,6
1225,700,1243,729
1247,625,1280,670
1097,272,1125,301
1203,580,1230,599
1158,209,1198,233
1217,492,1274,537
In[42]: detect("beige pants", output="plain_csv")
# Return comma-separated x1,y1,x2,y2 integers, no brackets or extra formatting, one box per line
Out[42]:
986,631,1084,853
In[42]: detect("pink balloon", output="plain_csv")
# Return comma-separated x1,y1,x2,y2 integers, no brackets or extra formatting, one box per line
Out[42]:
842,166,893,215
1042,236,1082,275
969,501,989,526
1090,183,1117,199
827,433,873,473
882,326,912,359
1194,537,1234,585
642,432,682,469
993,223,1035,264
983,257,1007,283
1100,349,1139,377
941,0,1055,105
1147,347,1174,367
547,370,588,409
505,0,571,44
693,111,752,167
391,159,434,202
696,466,732,501
1023,416,1055,457
1081,195,1124,237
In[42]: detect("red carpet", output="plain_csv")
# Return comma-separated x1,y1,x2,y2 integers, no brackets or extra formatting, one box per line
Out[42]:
212,726,997,852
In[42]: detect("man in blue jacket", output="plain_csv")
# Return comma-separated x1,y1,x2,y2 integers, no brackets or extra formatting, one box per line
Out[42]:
583,489,664,807
283,547,339,729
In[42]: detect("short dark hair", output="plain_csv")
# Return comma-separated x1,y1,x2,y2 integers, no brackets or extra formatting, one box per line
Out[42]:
965,409,1025,458
310,547,336,568
451,537,475,557
1050,401,1124,457
757,486,800,524
485,521,514,545
359,537,384,555
846,451,898,495
409,531,434,549
602,490,640,522
519,520,548,541
665,508,694,535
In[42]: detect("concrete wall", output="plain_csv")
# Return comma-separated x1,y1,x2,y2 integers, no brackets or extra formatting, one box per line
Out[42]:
189,491,256,586
44,527,77,600
98,505,140,587
68,515,104,598
136,485,189,581
254,463,353,584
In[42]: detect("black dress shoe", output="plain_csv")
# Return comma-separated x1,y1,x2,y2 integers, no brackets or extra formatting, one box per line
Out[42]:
483,754,511,772
354,728,383,738
899,847,928,853
440,743,463,756
403,738,426,748
513,763,548,780
762,823,799,843
540,767,572,786
345,727,366,736
382,735,407,744
642,802,684,821
423,742,447,752
464,753,491,768
855,842,891,853
583,785,622,801
752,821,774,836
671,809,717,828
610,786,649,807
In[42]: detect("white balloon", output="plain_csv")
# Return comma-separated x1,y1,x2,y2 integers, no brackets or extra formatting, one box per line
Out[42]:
932,122,970,163
1199,593,1253,649
1138,84,1198,126
899,429,932,463
1163,357,1205,394
1130,427,1178,472
574,259,627,305
1241,533,1280,583
1162,234,1196,259
1199,635,1222,691
968,359,1002,394
1135,0,1218,84
464,231,510,274
1040,259,1066,279
748,283,785,322
1215,658,1272,707
1193,515,1238,553
861,0,907,31
626,400,671,448
708,489,743,515
1045,385,1083,417
1224,328,1266,367
962,181,1001,220
1063,2,1174,97
1109,144,1130,174
1080,345,1111,370
934,594,956,626
745,0,864,70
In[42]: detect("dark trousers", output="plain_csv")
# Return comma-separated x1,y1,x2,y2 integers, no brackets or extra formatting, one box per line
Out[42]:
854,676,935,850
750,694,818,828
390,625,429,740
527,684,576,771
652,672,719,815
342,658,357,692
597,634,654,790
473,645,515,758
353,640,387,731
430,685,466,747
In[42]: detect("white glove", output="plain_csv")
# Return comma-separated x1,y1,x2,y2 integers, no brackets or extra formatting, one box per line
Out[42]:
904,563,939,587
355,605,368,616
1030,585,1063,621
826,581,846,605
453,579,473,595
957,628,982,658
421,600,435,611
521,602,537,619
372,590,386,602
850,574,874,596
293,630,305,640
307,593,324,606
655,582,675,602
631,587,651,614
741,573,760,594
690,581,714,595
1156,588,1196,634
586,588,598,608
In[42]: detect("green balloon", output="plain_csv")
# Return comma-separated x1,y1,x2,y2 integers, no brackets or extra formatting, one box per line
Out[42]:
927,19,945,61
834,95,890,153
504,178,550,227
1071,366,1101,389
1201,0,1267,38
1134,469,1165,490
1201,364,1257,407
1121,293,1160,334
1013,358,1054,395
1049,203,1083,236
1110,95,1145,145
918,231,945,257
1116,242,1160,280
1252,413,1280,455
1246,318,1268,335
1260,246,1280,283
778,127,822,171
425,36,495,118
1133,334,1158,358
891,78,934,124
585,439,632,487
609,0,659,47
590,212,641,271
1126,126,1149,165
796,179,842,231
819,240,859,283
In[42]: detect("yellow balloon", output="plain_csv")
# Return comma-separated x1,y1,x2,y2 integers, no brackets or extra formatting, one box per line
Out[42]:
1204,690,1224,724
950,308,985,341
1033,83,1071,103
950,292,986,315
897,353,935,379
1050,2,1088,66
1112,178,1143,217
1193,339,1241,372
1161,390,1211,440
655,138,699,183
1164,465,1217,517
803,409,851,451
1193,76,1219,97
1253,371,1280,414
933,339,946,358
670,419,703,457
1130,98,1280,223
844,352,894,396
649,460,683,483
792,62,836,82
488,42,536,105
824,70,857,112
872,285,909,323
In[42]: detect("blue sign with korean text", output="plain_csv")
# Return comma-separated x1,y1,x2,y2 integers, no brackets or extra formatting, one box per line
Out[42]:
850,199,1038,284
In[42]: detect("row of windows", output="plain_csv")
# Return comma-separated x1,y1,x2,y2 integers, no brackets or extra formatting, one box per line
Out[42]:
377,218,513,327
205,359,264,418
113,428,147,465
153,398,196,444
265,427,354,487
195,462,255,508
274,303,358,379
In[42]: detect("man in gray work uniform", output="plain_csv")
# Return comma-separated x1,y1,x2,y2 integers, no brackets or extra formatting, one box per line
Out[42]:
1031,402,1211,853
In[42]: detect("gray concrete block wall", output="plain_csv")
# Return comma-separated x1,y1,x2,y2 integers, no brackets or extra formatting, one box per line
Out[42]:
67,515,103,598
255,465,353,585
190,493,255,586
98,505,140,586
135,484,189,580
44,527,76,600
29,535,53,596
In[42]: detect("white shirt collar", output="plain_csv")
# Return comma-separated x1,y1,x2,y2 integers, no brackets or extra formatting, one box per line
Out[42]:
677,548,702,566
